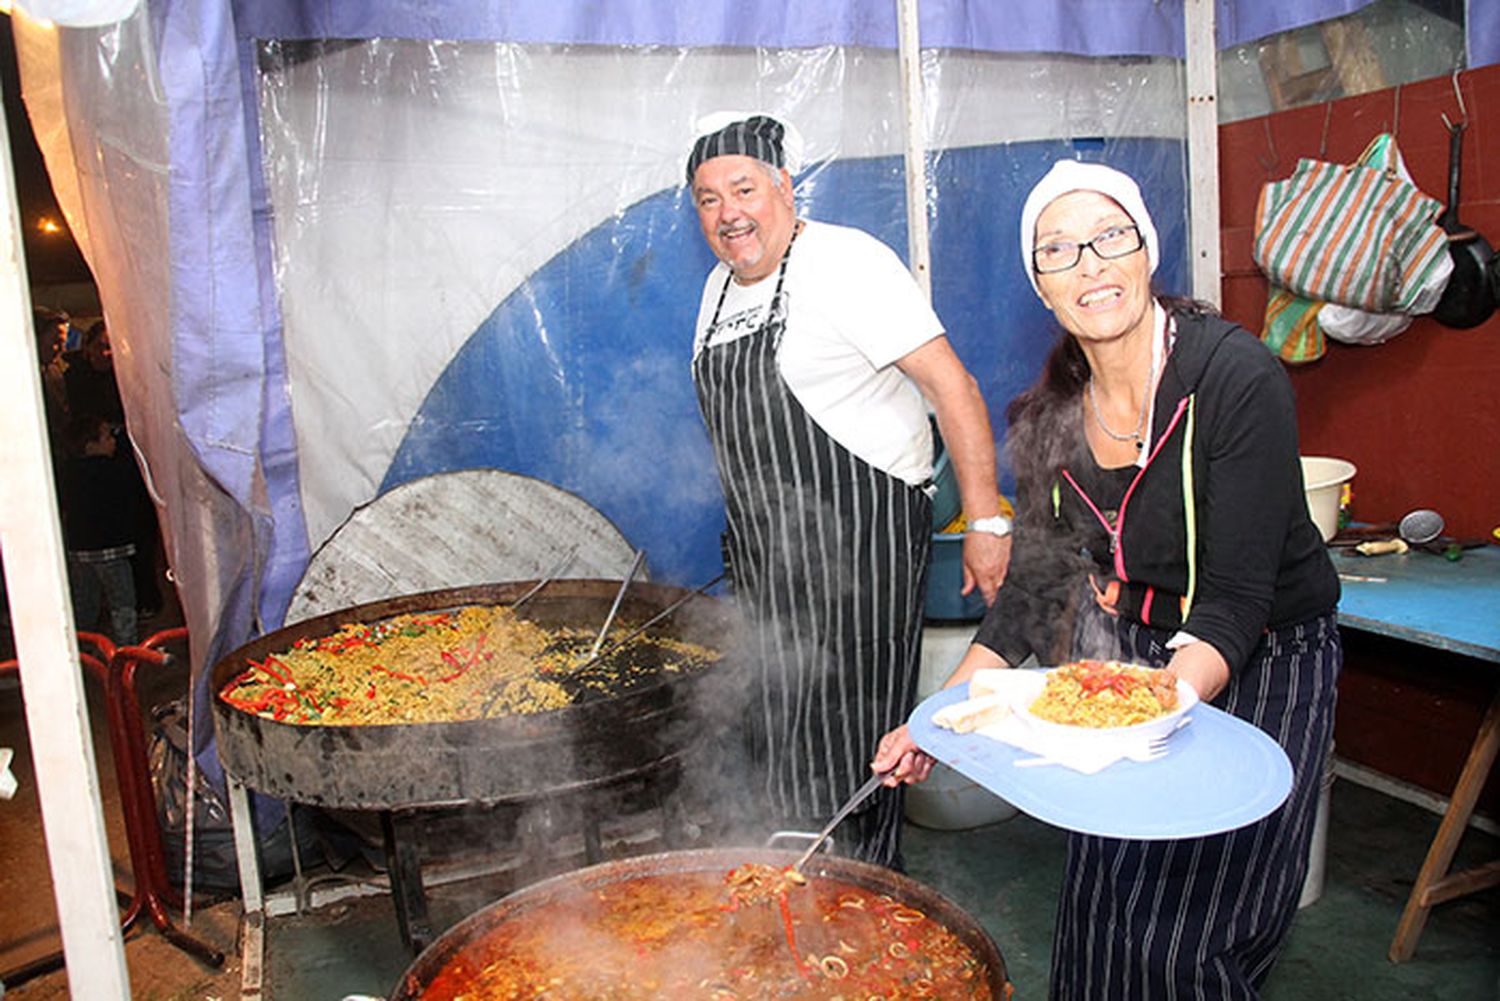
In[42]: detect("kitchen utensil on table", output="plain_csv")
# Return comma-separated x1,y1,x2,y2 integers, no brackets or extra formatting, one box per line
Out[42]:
1356,538,1409,556
1421,536,1490,560
1432,112,1496,329
791,770,892,873
1397,508,1445,545
1332,509,1444,553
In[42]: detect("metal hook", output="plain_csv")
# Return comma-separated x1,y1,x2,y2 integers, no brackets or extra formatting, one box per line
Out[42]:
1440,68,1467,133
1258,117,1279,177
1318,101,1334,159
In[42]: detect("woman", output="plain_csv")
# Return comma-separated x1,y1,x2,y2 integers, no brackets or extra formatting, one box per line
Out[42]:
873,160,1340,998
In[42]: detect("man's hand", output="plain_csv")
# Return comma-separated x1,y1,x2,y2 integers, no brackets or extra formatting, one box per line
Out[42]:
961,530,1009,605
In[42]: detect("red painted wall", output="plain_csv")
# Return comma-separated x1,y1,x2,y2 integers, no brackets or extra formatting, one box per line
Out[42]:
1219,67,1500,816
1220,65,1500,542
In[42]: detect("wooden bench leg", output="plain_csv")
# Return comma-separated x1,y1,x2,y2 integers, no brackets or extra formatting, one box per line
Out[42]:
1388,687,1500,962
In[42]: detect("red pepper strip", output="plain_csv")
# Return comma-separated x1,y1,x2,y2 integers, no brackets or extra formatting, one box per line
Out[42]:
366,682,378,699
316,633,370,654
371,663,427,685
777,892,806,973
298,687,324,713
223,691,278,713
253,655,295,686
433,647,476,684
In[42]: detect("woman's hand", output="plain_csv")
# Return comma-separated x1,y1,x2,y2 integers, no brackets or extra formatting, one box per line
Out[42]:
871,644,1011,786
1166,640,1230,702
872,725,935,786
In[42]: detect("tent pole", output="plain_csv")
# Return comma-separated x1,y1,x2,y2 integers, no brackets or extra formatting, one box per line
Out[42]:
895,0,933,302
1184,0,1223,307
0,86,133,999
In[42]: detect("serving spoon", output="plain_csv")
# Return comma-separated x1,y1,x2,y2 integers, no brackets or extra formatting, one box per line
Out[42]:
791,769,892,873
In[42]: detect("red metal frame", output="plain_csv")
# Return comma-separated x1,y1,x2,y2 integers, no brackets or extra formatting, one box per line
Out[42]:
0,628,224,986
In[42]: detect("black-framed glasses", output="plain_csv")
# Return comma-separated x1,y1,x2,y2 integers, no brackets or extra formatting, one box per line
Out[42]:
1033,224,1144,274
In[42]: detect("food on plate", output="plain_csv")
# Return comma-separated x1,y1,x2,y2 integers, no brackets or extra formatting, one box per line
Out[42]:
967,668,1015,699
1029,660,1179,728
218,604,719,726
414,867,995,1000
933,693,1011,733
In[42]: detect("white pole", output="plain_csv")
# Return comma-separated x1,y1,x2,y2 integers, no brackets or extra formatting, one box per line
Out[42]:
895,0,933,302
0,87,133,1000
1184,0,1222,307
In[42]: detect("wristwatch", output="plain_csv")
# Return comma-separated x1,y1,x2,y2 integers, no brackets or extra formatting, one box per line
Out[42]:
966,514,1012,538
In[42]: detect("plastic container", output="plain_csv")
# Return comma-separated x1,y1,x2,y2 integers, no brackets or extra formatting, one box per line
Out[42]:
1300,456,1356,542
903,624,1017,830
924,533,987,621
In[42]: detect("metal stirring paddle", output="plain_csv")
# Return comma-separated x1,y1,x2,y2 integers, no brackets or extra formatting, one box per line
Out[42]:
568,571,725,674
586,548,646,661
508,544,580,612
791,769,892,873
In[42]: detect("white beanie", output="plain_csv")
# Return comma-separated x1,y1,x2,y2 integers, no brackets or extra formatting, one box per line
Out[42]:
1019,160,1159,298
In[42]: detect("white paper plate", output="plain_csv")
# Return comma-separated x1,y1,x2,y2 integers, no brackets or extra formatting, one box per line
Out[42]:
1010,665,1199,745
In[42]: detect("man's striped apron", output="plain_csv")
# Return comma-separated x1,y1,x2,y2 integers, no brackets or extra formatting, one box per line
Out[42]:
692,239,930,866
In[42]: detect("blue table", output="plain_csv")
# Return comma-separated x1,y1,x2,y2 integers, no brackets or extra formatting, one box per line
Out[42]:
1330,545,1500,961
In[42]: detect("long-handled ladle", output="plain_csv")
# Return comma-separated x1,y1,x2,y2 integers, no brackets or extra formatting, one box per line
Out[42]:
585,549,647,662
508,544,580,612
568,571,725,674
791,769,893,873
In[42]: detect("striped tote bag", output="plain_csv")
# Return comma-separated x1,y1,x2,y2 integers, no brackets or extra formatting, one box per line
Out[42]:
1253,133,1449,313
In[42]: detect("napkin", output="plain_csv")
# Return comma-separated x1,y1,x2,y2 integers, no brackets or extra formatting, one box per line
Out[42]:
975,716,1155,775
959,670,1155,775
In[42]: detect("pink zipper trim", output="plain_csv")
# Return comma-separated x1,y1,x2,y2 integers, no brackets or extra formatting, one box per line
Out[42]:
1060,396,1192,582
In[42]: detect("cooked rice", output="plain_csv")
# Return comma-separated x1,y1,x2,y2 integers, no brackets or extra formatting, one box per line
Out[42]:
1029,660,1179,728
219,604,719,726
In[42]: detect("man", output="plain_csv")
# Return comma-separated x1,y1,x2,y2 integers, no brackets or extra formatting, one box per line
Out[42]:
686,112,1009,866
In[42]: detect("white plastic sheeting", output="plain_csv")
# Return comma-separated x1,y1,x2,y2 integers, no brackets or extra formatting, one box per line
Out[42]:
15,0,1449,771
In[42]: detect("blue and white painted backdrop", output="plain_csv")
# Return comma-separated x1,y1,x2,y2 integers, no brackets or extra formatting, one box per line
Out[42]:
257,42,1191,596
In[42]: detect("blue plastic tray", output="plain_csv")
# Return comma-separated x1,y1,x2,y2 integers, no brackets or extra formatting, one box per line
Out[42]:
908,684,1294,840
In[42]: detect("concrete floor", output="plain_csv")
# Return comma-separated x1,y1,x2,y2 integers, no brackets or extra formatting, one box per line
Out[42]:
2,613,1496,998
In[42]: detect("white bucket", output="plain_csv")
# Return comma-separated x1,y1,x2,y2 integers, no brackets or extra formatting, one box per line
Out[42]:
1298,745,1336,909
904,624,1018,830
1300,456,1356,542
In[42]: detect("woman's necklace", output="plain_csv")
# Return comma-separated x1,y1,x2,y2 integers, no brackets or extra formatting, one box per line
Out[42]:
1086,350,1157,450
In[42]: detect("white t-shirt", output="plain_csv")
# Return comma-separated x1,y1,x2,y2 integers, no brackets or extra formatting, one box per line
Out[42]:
693,220,944,485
